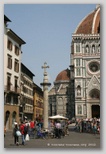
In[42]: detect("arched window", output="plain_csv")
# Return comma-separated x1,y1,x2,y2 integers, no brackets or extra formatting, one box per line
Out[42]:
77,85,81,96
12,111,16,127
78,105,82,114
89,89,100,99
76,68,81,76
58,97,64,110
58,97,63,105
91,45,95,53
76,59,80,66
76,43,80,52
5,111,10,129
98,44,100,53
85,45,89,53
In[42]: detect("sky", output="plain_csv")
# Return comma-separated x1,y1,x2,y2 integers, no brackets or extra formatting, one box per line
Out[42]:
4,4,96,87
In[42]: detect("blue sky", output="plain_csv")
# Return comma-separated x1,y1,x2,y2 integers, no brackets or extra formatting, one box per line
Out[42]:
4,4,96,87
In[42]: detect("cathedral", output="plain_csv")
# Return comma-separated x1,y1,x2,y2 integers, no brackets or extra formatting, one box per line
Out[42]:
49,68,74,119
49,5,100,120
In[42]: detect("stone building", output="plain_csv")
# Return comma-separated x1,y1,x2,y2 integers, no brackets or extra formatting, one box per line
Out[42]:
33,83,43,120
19,63,35,121
49,5,100,120
48,68,74,119
4,15,26,130
70,5,100,119
4,15,42,129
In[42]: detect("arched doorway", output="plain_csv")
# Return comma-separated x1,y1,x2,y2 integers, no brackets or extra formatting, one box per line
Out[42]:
89,89,100,118
92,105,100,118
5,111,10,130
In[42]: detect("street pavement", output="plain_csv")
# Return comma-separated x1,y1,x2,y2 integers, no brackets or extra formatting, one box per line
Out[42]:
4,126,100,149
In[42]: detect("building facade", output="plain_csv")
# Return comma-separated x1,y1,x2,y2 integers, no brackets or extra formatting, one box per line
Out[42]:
20,63,35,121
70,5,100,119
49,69,74,119
4,15,43,129
49,5,100,120
33,83,43,120
4,15,26,130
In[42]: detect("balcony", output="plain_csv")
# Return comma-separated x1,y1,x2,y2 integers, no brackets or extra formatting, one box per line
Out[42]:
4,85,21,94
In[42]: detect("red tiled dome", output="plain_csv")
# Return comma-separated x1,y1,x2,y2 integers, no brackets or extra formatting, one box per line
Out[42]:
75,5,100,34
55,69,70,81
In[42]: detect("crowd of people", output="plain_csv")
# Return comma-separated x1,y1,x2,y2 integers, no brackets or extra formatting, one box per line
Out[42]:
48,120,69,138
74,118,100,134
11,116,100,146
12,117,69,146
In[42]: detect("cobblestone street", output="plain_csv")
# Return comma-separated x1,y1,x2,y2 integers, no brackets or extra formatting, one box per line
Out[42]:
4,129,100,149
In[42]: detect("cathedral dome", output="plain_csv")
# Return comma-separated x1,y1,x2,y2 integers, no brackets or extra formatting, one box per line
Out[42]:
55,68,70,82
75,5,100,34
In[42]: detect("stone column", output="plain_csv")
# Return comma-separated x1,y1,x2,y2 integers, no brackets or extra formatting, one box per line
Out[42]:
40,62,51,129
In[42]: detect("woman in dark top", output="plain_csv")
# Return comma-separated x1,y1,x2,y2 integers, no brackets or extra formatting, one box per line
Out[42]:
13,122,19,145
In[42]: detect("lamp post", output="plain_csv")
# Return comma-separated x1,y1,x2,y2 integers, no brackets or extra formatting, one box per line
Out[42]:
40,62,51,130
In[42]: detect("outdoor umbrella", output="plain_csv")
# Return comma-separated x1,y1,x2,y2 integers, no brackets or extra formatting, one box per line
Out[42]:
49,114,68,120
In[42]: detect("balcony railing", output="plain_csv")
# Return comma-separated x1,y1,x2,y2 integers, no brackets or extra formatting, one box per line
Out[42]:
4,85,21,94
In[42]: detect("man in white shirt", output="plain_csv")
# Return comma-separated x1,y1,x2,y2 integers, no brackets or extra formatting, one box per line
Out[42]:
55,121,62,138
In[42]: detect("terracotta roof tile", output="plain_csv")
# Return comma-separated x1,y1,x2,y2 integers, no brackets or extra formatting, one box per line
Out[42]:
55,69,70,81
75,7,100,34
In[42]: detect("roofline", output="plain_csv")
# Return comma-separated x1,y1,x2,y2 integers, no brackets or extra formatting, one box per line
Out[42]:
55,68,70,81
92,7,100,34
4,15,11,22
33,82,43,90
74,5,100,34
7,28,26,45
21,63,35,77
74,10,94,34
54,80,70,84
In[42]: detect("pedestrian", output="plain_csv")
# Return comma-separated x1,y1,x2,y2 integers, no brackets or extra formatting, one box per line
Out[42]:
93,121,97,135
79,120,82,133
20,121,26,145
13,122,19,146
29,121,35,137
55,121,62,138
81,119,84,132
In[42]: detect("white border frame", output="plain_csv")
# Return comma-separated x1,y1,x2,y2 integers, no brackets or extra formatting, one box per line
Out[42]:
1,0,105,154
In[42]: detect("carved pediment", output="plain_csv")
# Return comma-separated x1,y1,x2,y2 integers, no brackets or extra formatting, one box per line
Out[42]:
87,75,100,92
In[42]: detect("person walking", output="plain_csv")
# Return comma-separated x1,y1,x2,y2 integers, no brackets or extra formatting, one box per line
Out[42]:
20,121,26,145
93,121,97,135
13,122,19,146
55,121,62,138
